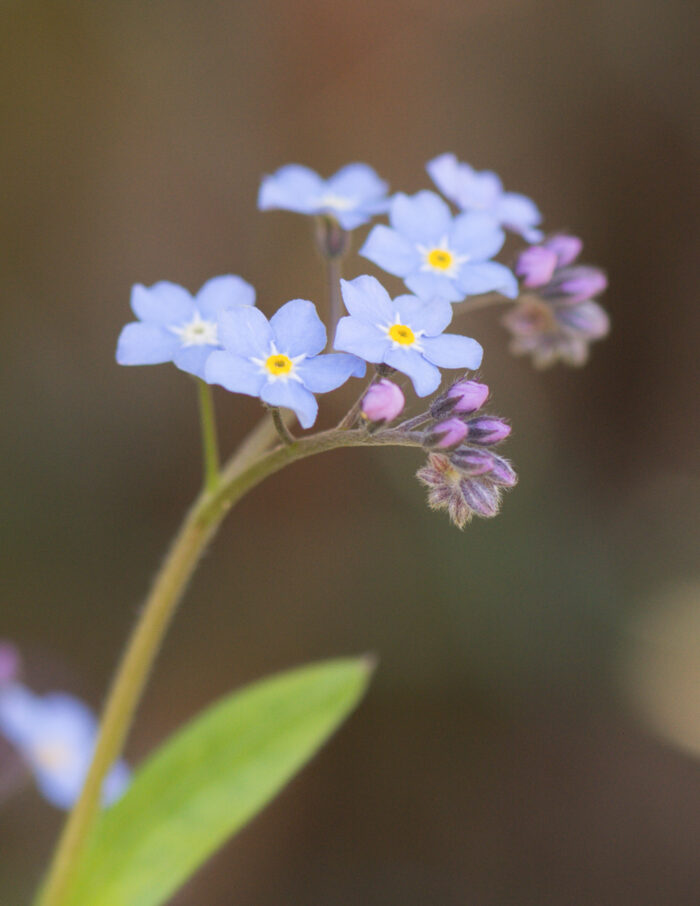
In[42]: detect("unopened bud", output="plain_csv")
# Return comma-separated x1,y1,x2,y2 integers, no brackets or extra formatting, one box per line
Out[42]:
545,266,607,303
428,418,468,450
466,417,511,445
361,379,405,423
515,245,558,288
487,453,518,487
431,379,489,418
450,447,495,475
543,234,583,268
314,215,350,260
0,642,20,686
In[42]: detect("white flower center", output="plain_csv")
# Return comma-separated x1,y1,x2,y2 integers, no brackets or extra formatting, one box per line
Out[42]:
170,311,219,347
314,192,357,212
251,342,306,383
416,236,470,278
32,739,74,771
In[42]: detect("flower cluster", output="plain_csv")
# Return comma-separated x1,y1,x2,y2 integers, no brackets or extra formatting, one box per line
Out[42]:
115,155,609,523
0,643,129,809
416,379,518,528
503,234,609,367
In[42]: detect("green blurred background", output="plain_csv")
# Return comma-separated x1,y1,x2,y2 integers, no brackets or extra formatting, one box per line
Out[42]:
2,0,699,902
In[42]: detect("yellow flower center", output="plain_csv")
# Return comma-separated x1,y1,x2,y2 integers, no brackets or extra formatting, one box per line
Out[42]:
426,248,454,271
265,353,293,375
388,323,416,345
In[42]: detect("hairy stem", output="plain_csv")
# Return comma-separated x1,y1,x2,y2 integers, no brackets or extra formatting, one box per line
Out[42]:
197,379,220,492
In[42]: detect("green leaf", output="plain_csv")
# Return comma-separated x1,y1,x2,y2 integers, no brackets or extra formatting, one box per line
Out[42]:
65,657,373,906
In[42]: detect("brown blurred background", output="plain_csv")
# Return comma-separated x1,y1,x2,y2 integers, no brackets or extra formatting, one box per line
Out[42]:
1,1,699,903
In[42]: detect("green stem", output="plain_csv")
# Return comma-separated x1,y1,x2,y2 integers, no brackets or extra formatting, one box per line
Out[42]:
270,407,295,446
36,423,421,906
197,379,220,492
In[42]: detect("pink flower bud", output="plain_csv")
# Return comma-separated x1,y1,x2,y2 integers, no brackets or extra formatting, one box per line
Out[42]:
543,234,583,268
0,642,20,686
430,418,468,449
361,379,405,423
515,245,558,288
466,417,511,445
431,379,489,418
546,266,608,303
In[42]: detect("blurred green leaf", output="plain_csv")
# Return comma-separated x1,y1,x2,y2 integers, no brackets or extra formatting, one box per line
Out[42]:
65,657,373,906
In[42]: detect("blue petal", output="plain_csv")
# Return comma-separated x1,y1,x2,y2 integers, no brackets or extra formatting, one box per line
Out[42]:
327,163,388,202
421,334,483,370
384,347,441,397
205,351,265,396
0,683,42,747
495,192,542,236
456,262,518,299
392,295,453,336
426,153,463,202
257,164,325,213
340,275,395,323
390,191,452,244
270,299,326,357
359,225,417,277
130,282,194,324
195,275,256,318
296,353,365,392
334,316,391,363
335,208,380,230
116,323,179,365
261,380,318,429
218,306,273,358
450,212,505,261
404,271,463,303
102,760,131,806
459,170,502,209
174,345,216,379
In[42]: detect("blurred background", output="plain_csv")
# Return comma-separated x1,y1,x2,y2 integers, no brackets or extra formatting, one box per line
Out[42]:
1,0,699,902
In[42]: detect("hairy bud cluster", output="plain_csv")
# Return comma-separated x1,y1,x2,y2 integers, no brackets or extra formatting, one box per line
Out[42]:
416,378,517,528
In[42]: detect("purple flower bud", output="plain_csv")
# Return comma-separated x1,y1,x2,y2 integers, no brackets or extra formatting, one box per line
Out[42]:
361,379,405,423
466,417,511,445
0,643,20,686
449,447,495,475
487,452,519,487
556,299,610,339
431,379,489,418
459,478,502,517
430,418,468,449
543,234,583,268
515,245,558,288
545,266,608,303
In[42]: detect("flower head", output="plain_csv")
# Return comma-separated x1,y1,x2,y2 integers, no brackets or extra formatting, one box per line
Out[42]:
360,191,517,302
427,153,543,242
0,682,129,809
205,299,365,428
258,163,389,230
334,275,483,397
504,235,609,367
116,275,256,379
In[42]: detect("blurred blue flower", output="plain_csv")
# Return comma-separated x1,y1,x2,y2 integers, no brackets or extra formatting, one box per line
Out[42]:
258,163,389,230
116,275,256,379
334,275,483,397
427,153,543,242
359,191,517,302
0,682,129,810
205,299,365,428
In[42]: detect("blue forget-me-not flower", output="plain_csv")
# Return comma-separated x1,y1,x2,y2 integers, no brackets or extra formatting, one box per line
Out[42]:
116,275,256,379
0,682,129,809
334,275,483,397
360,191,518,303
427,153,543,242
258,163,389,230
205,299,365,428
